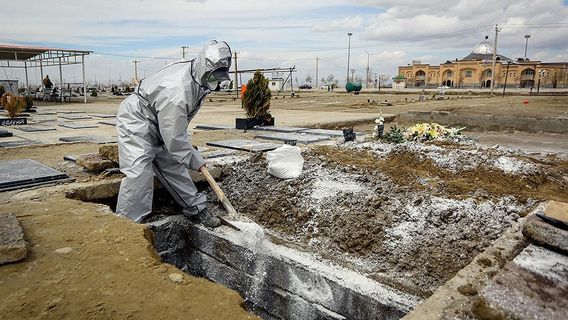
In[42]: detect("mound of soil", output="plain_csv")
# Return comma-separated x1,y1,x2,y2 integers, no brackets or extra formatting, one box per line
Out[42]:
213,141,567,297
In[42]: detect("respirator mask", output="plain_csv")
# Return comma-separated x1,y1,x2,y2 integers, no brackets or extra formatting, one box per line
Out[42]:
206,67,231,91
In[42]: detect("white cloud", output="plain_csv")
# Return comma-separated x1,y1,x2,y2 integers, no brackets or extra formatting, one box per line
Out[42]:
313,16,364,32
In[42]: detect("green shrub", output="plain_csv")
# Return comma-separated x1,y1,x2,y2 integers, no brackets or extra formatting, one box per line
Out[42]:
90,88,98,97
242,70,271,119
381,125,406,144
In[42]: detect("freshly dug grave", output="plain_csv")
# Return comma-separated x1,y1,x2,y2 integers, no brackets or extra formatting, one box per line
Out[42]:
212,140,568,298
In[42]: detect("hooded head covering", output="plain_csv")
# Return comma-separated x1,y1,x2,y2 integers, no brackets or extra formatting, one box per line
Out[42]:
193,40,232,90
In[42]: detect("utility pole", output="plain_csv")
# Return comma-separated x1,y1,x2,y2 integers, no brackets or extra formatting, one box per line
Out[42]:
315,57,319,89
524,35,531,59
346,32,353,83
365,50,370,88
181,46,188,59
490,25,501,96
233,51,239,99
132,60,140,81
502,61,511,96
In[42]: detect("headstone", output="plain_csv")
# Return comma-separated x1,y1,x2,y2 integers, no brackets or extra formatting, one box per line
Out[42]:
0,213,27,264
255,132,331,144
202,149,237,159
250,126,308,133
59,136,116,144
0,129,13,138
59,114,92,120
98,120,117,126
206,139,280,152
298,128,345,137
0,140,42,148
0,159,71,192
90,114,116,118
194,124,233,131
13,126,57,132
59,123,99,129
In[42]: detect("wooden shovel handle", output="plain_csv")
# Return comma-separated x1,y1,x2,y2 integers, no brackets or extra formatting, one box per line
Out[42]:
200,166,238,216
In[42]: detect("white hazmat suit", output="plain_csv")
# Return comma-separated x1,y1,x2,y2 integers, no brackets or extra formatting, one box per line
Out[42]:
115,40,232,223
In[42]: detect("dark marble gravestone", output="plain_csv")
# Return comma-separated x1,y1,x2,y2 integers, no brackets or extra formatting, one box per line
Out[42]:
206,139,281,152
0,159,71,192
13,126,57,132
59,123,99,129
194,124,233,131
249,126,308,133
254,132,331,144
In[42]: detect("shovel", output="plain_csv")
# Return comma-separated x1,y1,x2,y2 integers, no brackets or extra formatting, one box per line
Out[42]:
200,166,241,231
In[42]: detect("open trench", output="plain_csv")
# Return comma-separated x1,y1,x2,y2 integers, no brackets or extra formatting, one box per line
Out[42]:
67,141,568,320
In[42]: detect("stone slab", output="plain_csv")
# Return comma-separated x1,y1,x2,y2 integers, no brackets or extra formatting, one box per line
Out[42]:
59,114,92,120
476,245,568,320
0,159,70,192
206,139,281,152
76,153,117,171
194,124,232,131
0,140,42,148
523,214,568,252
255,132,331,144
59,123,99,129
59,136,116,144
0,129,13,138
37,111,57,115
98,120,117,126
250,126,308,133
13,125,57,132
298,128,345,137
90,114,116,118
0,213,27,264
57,110,84,114
202,149,237,159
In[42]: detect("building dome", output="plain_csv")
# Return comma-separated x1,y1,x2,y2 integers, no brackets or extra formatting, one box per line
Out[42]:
472,40,494,55
462,37,511,62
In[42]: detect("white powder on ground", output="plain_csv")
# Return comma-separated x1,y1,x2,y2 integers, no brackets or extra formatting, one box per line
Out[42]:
310,177,364,201
493,156,536,174
512,244,568,284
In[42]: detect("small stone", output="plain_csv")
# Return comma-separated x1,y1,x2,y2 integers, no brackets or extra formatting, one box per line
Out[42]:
477,257,493,267
76,153,117,171
457,283,478,296
169,273,184,284
0,213,27,264
55,247,74,254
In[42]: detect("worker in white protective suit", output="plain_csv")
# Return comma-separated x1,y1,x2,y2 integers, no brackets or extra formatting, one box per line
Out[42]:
115,40,232,227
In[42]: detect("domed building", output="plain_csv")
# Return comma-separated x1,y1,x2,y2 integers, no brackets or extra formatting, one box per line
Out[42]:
397,37,568,89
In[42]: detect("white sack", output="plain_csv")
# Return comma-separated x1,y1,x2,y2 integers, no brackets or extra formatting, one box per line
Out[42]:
267,145,304,179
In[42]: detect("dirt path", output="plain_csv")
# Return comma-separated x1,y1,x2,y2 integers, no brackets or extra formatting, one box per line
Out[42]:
0,186,257,320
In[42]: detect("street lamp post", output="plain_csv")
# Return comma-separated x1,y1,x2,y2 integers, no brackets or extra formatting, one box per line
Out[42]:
365,50,371,88
346,32,353,83
524,35,531,59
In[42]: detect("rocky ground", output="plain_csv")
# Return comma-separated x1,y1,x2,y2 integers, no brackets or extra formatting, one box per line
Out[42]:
210,138,568,297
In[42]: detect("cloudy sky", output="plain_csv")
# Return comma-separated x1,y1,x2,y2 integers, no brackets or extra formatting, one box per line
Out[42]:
2,0,568,87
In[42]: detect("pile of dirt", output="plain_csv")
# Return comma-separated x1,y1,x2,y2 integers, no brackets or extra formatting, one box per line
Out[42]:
212,140,567,297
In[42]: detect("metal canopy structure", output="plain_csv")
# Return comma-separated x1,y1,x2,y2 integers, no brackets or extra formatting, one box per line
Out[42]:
0,44,91,103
